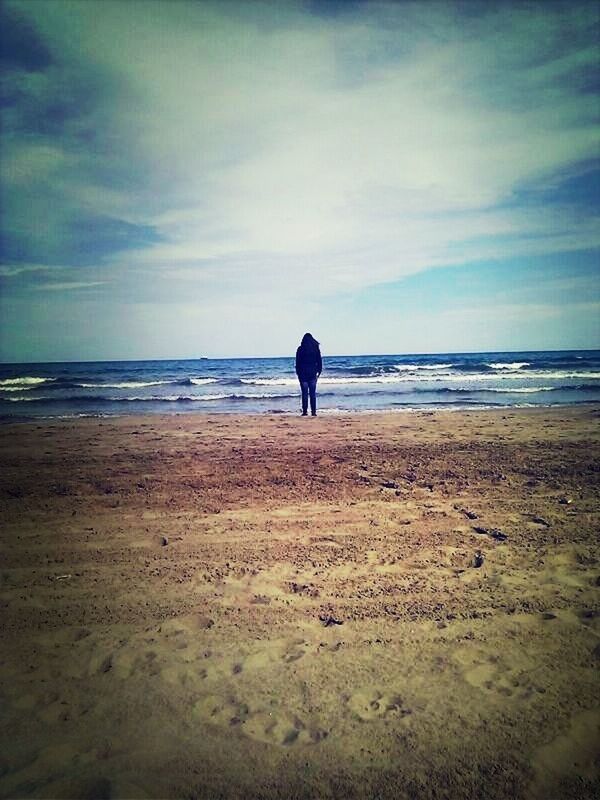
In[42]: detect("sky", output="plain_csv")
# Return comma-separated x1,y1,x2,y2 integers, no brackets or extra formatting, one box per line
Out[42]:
1,0,599,362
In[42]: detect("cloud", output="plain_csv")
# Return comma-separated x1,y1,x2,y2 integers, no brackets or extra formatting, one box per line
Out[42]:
0,264,52,277
32,280,109,291
1,0,599,357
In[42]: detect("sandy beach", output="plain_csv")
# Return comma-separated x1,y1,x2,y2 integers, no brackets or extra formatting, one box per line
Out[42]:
1,407,599,800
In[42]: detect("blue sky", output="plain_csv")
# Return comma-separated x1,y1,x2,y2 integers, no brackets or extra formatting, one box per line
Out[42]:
1,0,599,361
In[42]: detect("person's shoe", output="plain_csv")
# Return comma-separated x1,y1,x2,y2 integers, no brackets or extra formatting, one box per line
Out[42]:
301,412,308,416
311,412,317,417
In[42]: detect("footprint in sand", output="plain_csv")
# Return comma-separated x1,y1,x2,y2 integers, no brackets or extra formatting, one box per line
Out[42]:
453,647,543,701
193,694,250,726
232,638,308,672
158,614,214,641
281,639,307,664
578,608,600,635
89,647,162,680
347,689,412,723
161,661,216,688
243,711,326,746
160,637,311,692
193,696,327,746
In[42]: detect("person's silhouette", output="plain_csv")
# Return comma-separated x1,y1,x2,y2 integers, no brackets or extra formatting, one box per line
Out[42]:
295,333,322,416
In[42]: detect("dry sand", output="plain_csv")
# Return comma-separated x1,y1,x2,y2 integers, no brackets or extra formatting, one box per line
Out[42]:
0,407,599,800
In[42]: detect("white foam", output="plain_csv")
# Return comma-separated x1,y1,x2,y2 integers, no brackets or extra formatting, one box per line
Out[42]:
481,386,555,393
242,376,425,386
238,393,290,399
183,393,287,401
494,371,600,380
5,395,49,402
316,405,503,414
412,370,598,383
121,393,288,401
78,380,177,388
242,371,600,387
158,394,229,401
487,362,529,370
240,377,297,386
0,377,53,387
3,392,292,403
393,363,454,371
77,378,218,388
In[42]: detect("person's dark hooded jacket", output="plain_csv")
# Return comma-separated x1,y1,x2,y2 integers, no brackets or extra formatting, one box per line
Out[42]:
295,334,322,381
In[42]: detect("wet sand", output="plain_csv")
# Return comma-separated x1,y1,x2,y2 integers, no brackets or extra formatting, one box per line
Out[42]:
1,407,599,799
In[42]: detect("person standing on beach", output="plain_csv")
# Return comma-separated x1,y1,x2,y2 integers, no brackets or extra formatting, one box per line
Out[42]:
295,333,322,416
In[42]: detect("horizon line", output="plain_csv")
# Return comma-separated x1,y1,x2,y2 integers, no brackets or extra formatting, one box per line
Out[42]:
1,346,599,366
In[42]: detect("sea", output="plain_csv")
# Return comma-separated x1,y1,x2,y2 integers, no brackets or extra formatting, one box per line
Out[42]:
1,350,599,420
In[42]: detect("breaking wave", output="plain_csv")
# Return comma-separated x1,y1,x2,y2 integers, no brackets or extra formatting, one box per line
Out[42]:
239,371,600,386
0,377,56,391
1,351,598,418
392,363,454,371
487,362,530,370
1,392,301,404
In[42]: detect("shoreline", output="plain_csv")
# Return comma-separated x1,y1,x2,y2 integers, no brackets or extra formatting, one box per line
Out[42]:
2,399,600,425
1,405,599,799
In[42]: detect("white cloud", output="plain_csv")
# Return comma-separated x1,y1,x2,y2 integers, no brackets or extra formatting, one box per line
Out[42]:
14,3,598,239
0,264,53,277
91,1,597,297
33,281,109,291
3,0,599,357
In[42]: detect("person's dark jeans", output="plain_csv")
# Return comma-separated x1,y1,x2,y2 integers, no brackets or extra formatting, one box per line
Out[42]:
299,377,317,415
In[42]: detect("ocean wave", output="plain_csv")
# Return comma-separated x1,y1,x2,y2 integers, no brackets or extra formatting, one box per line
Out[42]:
0,376,53,386
334,363,455,376
348,384,600,397
77,380,176,389
492,371,600,381
392,399,501,407
442,386,550,394
393,363,454,371
6,385,596,404
76,378,218,389
487,362,529,370
340,365,396,376
240,371,600,387
408,370,600,383
0,376,222,392
240,377,300,386
0,377,55,390
435,384,600,394
316,404,519,414
240,376,451,386
528,356,600,369
0,386,49,393
2,392,300,404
